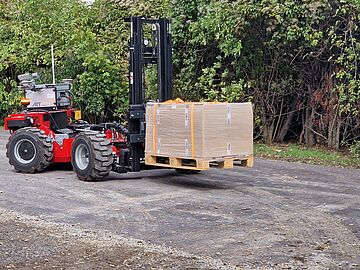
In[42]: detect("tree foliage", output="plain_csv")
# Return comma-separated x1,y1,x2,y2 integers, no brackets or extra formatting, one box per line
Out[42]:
171,0,360,149
0,0,359,149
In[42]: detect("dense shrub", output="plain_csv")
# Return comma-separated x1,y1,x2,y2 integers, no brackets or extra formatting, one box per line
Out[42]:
350,141,360,159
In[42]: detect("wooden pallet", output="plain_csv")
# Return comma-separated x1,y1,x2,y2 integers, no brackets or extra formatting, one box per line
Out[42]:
145,154,253,170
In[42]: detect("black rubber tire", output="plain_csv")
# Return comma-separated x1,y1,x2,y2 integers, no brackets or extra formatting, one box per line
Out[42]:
71,132,113,181
175,168,201,174
6,127,53,173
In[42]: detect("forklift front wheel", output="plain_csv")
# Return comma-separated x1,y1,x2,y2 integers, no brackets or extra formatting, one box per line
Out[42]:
71,132,113,181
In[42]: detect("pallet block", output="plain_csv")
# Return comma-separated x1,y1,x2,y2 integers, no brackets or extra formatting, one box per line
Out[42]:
145,154,253,170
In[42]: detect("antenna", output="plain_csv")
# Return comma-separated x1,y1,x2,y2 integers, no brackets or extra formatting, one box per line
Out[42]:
51,44,55,84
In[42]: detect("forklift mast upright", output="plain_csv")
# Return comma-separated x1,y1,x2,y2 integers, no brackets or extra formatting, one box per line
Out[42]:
127,16,173,171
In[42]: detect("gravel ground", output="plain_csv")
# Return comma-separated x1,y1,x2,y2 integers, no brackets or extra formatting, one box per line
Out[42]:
0,129,359,269
0,209,227,270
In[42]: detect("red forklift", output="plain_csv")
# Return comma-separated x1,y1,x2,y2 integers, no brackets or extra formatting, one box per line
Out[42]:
4,17,174,181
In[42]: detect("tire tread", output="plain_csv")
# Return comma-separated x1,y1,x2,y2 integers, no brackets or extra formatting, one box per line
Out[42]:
6,127,53,173
74,132,113,181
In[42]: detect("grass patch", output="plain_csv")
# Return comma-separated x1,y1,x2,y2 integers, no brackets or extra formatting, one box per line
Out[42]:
255,143,360,169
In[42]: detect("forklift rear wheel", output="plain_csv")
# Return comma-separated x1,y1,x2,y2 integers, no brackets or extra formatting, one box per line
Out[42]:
6,127,53,173
71,132,113,181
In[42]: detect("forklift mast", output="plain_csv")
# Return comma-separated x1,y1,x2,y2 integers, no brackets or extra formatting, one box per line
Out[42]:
127,17,173,172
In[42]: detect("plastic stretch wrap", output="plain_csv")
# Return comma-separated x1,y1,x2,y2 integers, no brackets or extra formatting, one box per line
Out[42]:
145,102,253,159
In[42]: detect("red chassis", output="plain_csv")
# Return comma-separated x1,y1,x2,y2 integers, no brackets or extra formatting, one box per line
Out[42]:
4,109,127,164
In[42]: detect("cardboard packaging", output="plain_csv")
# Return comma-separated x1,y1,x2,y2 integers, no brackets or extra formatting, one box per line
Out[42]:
145,102,253,160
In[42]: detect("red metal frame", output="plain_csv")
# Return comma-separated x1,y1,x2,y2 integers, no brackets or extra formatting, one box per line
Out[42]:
4,109,76,131
105,129,127,157
4,109,77,163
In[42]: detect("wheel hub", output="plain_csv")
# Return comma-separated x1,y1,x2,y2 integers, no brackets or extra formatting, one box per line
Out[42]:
75,144,90,170
14,139,36,164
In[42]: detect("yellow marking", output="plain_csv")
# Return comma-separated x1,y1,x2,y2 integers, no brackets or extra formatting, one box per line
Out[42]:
74,110,81,120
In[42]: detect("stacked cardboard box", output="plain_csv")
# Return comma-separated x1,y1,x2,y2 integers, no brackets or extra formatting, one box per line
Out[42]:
145,102,253,160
